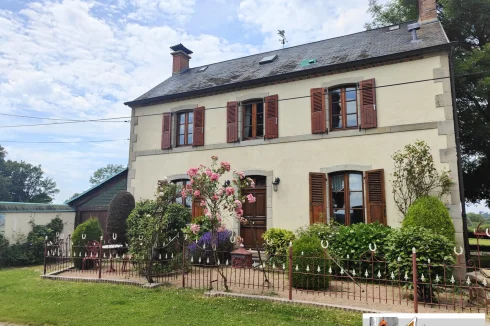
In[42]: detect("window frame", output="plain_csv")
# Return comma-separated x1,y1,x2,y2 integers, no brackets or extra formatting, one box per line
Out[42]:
329,85,358,131
242,100,265,140
173,179,192,208
328,171,365,226
176,111,194,147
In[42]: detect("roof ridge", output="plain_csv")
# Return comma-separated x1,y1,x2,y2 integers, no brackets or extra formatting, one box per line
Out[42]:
190,20,418,71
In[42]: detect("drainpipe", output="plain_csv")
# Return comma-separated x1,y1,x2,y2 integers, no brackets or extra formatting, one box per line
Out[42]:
449,44,470,264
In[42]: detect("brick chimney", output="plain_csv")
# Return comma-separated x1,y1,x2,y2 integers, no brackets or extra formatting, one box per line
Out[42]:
418,0,438,24
170,43,193,75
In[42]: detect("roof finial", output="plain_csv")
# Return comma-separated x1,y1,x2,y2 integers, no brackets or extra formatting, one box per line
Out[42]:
278,30,287,49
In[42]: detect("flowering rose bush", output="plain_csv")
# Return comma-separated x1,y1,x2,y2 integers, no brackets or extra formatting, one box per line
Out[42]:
183,156,255,240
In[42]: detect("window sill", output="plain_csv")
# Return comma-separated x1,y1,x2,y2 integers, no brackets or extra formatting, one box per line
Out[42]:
235,138,264,147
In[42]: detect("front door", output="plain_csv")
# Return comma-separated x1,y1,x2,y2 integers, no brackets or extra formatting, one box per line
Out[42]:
240,176,267,249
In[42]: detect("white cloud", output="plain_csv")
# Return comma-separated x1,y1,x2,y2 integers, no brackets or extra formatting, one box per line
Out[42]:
0,0,386,203
237,0,374,49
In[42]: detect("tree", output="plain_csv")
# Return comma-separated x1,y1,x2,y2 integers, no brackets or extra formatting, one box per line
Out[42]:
467,212,485,224
0,146,8,200
391,141,453,216
64,193,80,203
89,164,125,186
107,191,135,244
1,160,59,203
366,0,490,207
0,145,6,161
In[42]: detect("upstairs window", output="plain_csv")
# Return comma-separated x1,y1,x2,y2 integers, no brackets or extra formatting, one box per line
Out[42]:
177,112,193,147
330,172,364,225
330,86,358,130
243,101,264,140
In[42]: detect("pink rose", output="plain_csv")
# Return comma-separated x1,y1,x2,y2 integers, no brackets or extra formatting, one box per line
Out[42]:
237,171,245,179
210,173,220,181
211,155,218,160
220,162,231,172
235,208,244,217
234,199,242,208
225,186,234,196
212,195,219,201
206,169,212,177
193,190,200,197
190,224,200,235
247,193,256,203
180,190,187,198
200,200,206,207
186,184,192,190
187,167,198,177
217,188,224,196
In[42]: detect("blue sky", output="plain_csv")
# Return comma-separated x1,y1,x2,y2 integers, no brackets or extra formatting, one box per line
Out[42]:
0,0,486,212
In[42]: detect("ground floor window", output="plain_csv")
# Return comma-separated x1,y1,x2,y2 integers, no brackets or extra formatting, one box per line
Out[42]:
329,172,364,225
173,179,192,208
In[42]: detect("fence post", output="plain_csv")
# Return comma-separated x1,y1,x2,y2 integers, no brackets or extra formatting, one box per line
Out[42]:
43,236,48,275
288,244,293,301
182,237,186,288
412,247,418,313
98,236,103,279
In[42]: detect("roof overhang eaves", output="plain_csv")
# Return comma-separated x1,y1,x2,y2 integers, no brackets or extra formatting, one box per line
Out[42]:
124,43,451,108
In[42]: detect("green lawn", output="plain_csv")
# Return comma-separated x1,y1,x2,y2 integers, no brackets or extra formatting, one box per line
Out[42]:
0,267,361,326
469,238,490,246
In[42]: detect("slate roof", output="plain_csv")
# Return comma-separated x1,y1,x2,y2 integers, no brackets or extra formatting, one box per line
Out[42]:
0,202,75,213
127,21,449,107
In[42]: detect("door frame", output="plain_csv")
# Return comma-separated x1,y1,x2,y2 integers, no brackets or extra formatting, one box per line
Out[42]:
238,170,273,246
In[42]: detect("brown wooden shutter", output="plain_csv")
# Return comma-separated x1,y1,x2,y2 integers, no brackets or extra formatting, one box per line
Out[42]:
309,172,326,224
360,79,377,129
265,94,279,139
365,169,386,225
192,197,205,221
193,106,205,146
161,113,172,150
226,101,238,143
310,88,326,134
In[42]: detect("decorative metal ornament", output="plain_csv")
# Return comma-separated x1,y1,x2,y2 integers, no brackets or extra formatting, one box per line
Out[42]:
365,270,369,277
138,235,143,240
421,274,425,282
306,265,310,272
404,271,409,281
352,269,356,276
369,243,377,252
226,259,229,266
486,228,490,238
450,275,455,284
199,257,202,263
82,234,86,240
484,278,488,287
397,256,401,262
206,257,210,264
159,254,162,260
320,240,329,249
112,233,117,240
191,256,194,263
340,268,344,275
466,276,471,285
328,267,332,274
435,275,440,283
317,266,321,273
266,239,273,246
391,272,395,280
427,258,431,264
295,265,299,271
454,246,463,256
282,264,285,270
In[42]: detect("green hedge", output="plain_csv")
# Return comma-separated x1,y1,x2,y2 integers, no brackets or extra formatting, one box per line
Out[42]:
262,228,295,264
402,196,455,242
291,235,329,290
107,191,135,245
71,218,103,269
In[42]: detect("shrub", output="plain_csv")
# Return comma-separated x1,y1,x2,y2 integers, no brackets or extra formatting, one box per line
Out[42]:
331,223,393,261
0,233,10,267
291,235,329,290
71,218,103,269
296,222,339,242
402,196,455,243
385,226,455,301
164,203,192,239
262,228,295,264
188,230,233,265
107,191,135,245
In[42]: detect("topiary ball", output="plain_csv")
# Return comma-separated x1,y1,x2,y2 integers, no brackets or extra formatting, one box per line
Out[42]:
402,196,455,242
107,191,136,245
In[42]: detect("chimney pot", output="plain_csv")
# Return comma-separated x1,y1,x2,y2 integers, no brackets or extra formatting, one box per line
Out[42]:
170,43,193,75
418,0,437,24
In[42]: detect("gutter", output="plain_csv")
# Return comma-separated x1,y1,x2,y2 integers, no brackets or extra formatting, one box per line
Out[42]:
449,44,470,263
125,43,452,108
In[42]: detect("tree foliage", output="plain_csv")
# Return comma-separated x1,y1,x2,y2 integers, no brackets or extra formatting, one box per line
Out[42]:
365,0,418,29
0,160,59,203
391,141,454,216
366,0,490,207
89,164,125,186
107,191,135,245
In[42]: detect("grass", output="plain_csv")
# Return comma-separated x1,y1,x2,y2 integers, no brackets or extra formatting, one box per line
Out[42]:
0,267,362,326
469,238,490,246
